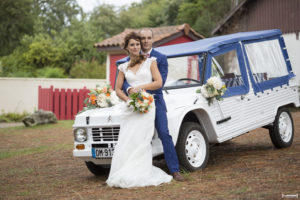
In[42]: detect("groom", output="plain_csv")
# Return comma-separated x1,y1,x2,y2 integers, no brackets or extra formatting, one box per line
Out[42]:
122,28,184,181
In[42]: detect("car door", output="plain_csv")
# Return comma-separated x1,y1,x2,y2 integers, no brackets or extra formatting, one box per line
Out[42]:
204,43,250,140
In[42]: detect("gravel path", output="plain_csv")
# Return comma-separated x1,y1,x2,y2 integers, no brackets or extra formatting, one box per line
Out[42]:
0,122,24,128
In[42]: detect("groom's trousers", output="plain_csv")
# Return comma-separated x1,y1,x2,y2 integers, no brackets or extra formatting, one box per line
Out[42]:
154,94,180,174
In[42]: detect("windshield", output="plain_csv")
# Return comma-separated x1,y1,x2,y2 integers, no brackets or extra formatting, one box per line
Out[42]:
164,54,203,89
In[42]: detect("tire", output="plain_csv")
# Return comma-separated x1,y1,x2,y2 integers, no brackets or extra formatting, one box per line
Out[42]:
269,108,294,148
176,122,209,172
85,162,110,176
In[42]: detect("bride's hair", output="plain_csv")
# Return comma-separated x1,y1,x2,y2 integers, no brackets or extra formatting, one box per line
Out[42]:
123,32,146,68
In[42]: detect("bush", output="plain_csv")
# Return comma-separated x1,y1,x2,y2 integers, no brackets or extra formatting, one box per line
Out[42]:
37,67,67,78
0,111,30,122
70,59,106,79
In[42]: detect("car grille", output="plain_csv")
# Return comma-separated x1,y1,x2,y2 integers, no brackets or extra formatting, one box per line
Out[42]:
91,126,120,142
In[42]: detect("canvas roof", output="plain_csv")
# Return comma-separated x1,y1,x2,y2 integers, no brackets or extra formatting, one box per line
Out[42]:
155,29,282,58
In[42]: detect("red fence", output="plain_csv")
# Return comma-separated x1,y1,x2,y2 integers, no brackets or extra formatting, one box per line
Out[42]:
38,86,90,120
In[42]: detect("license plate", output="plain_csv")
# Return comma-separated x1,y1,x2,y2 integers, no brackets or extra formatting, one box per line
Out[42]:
92,148,114,158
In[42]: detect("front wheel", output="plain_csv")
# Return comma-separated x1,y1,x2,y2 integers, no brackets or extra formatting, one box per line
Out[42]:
269,108,294,148
85,162,110,176
176,122,209,171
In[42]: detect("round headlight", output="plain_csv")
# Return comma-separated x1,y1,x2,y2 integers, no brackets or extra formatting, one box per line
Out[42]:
74,128,87,142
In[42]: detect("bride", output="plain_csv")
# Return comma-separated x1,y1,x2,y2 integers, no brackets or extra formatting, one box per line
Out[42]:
106,32,173,188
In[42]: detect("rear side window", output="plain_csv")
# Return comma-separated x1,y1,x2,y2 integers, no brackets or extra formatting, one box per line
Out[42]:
244,39,288,83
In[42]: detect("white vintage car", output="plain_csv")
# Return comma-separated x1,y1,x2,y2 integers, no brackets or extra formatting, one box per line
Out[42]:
73,29,299,175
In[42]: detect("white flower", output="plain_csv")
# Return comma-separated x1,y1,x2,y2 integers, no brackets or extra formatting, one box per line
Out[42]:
143,99,149,105
143,91,150,98
207,76,223,90
135,102,141,108
200,86,209,98
97,93,108,107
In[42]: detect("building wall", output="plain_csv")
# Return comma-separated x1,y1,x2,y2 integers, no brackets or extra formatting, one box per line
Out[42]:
283,32,300,84
215,0,300,84
159,35,194,46
247,0,300,33
0,78,106,114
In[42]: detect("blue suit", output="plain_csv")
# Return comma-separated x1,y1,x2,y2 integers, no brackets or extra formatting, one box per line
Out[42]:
121,49,180,174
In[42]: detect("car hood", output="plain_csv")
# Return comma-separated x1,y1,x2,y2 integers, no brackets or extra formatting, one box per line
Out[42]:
74,103,125,127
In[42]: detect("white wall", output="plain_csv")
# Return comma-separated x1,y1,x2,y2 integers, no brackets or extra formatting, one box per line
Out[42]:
283,32,300,84
0,78,106,114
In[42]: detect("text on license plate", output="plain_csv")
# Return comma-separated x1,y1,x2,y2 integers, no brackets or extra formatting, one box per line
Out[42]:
92,148,114,158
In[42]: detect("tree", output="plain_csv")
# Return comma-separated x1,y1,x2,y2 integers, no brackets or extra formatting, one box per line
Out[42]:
32,0,83,35
89,4,125,38
0,0,35,56
176,0,231,36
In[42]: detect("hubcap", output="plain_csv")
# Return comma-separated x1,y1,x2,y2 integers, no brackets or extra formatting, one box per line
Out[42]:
278,112,293,143
185,130,206,168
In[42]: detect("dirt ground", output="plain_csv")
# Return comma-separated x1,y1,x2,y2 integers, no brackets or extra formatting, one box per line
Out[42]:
0,112,300,200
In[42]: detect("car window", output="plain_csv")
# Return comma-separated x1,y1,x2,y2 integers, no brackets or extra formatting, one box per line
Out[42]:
211,50,244,88
164,55,202,87
244,39,288,83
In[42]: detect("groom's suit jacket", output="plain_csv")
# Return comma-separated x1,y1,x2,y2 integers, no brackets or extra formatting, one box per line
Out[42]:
121,49,168,110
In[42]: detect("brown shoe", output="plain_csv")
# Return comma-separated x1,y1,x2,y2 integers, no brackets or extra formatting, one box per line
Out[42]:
172,172,184,182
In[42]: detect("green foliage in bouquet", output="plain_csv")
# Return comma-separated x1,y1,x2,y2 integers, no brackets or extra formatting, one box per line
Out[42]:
129,90,154,113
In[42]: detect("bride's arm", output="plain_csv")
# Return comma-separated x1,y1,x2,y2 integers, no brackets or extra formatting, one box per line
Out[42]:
137,61,162,91
115,71,130,102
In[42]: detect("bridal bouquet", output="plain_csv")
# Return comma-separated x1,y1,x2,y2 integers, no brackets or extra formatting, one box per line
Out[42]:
196,76,226,106
84,84,120,110
129,89,154,113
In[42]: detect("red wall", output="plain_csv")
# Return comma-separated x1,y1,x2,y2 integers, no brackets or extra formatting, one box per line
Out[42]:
109,35,195,87
159,35,194,46
110,54,127,88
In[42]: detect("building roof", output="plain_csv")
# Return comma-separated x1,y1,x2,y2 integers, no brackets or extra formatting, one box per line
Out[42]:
94,23,204,51
212,0,300,35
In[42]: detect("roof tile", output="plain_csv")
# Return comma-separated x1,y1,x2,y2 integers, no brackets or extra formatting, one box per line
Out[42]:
94,23,204,48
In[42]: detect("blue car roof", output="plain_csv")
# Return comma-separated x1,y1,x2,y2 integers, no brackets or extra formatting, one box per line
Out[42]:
156,29,282,58
116,29,282,64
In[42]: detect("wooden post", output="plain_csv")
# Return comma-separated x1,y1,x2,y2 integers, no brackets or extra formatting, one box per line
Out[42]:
54,88,60,119
66,89,72,120
60,89,66,120
72,89,78,120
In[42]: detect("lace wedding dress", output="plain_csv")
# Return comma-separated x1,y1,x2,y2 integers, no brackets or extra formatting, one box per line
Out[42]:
106,57,172,188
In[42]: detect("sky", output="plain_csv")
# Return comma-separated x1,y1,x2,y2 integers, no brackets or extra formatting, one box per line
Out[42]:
77,0,142,13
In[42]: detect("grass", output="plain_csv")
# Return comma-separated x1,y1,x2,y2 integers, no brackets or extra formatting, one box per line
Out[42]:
1,113,300,200
0,120,74,134
0,143,71,160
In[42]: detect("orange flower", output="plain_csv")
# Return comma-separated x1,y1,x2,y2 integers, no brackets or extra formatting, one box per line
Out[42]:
106,93,110,97
148,96,153,102
89,94,96,105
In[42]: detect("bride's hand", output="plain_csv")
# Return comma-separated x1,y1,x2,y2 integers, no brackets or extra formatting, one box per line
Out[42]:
130,87,141,94
126,99,132,107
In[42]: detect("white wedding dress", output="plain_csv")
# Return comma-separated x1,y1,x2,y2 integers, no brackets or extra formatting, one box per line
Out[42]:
106,57,172,188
